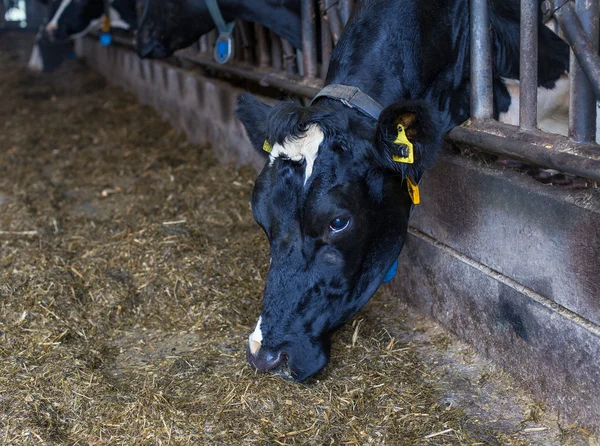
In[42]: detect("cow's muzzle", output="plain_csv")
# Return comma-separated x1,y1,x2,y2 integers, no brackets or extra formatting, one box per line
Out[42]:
246,347,289,376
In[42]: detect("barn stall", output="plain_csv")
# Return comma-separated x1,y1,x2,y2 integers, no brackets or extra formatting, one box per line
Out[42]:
1,0,600,444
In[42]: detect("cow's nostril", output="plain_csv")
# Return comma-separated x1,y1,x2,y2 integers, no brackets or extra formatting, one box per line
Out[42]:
247,348,287,373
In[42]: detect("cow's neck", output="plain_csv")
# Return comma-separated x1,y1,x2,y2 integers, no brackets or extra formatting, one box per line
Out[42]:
188,0,302,50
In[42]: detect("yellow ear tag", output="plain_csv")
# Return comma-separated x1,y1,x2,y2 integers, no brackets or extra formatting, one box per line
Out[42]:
407,177,420,205
262,140,272,153
392,124,414,164
101,15,111,33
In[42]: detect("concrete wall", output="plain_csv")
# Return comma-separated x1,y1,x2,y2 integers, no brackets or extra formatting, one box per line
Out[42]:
76,38,600,427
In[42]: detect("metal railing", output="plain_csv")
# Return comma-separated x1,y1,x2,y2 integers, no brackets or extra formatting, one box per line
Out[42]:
108,0,600,182
458,0,600,182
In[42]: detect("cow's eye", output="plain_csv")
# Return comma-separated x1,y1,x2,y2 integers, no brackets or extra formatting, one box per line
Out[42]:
329,217,349,232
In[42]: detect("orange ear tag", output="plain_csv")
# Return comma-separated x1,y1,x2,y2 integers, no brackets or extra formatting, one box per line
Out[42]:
392,124,414,164
407,177,420,205
262,140,272,153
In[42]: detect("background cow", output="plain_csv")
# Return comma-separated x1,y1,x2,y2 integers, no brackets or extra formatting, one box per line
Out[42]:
236,0,569,381
45,0,136,41
28,0,136,72
135,0,302,59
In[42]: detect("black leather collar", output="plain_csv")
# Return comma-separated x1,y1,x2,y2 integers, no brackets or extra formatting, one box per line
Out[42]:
310,84,384,120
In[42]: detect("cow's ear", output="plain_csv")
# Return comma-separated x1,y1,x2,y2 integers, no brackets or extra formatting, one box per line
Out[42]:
373,100,443,178
236,93,273,157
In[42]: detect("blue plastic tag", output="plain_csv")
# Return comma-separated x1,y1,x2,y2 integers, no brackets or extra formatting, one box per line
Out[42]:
214,35,233,64
382,259,398,283
99,32,112,47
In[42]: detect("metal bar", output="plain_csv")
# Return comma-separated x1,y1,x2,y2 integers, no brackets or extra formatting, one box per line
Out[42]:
520,0,538,130
325,0,343,44
550,1,600,140
234,23,244,61
179,50,321,97
470,0,494,119
255,23,270,69
270,30,283,71
281,38,297,74
448,121,600,182
200,35,208,53
301,0,318,79
320,1,333,79
239,21,255,65
339,0,353,25
206,29,218,52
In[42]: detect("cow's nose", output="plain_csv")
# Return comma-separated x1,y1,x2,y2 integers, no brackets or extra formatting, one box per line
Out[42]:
247,347,287,373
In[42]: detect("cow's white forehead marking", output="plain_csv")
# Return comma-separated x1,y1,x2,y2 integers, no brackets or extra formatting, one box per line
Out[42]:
269,124,324,184
47,0,73,30
248,316,263,355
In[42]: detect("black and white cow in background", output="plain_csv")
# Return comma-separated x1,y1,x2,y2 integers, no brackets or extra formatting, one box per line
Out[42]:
236,0,569,381
44,0,136,41
28,0,137,72
135,0,302,59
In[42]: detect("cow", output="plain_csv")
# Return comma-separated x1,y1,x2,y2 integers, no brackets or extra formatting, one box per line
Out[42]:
44,0,136,41
135,0,302,59
235,0,570,381
28,0,136,72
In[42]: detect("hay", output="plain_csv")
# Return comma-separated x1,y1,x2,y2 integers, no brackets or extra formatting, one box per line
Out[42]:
0,34,594,445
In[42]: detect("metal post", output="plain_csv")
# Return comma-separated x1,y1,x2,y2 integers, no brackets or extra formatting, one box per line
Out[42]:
339,0,353,25
200,35,208,53
520,0,538,130
567,0,599,142
255,24,270,69
325,0,343,44
320,1,333,79
301,0,318,79
281,38,296,74
270,30,283,71
470,0,494,119
239,21,255,65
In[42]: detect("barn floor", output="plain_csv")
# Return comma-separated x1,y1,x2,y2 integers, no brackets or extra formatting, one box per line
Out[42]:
0,33,596,445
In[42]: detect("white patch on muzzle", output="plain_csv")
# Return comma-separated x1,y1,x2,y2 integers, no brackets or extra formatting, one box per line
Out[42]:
248,316,263,355
269,124,324,184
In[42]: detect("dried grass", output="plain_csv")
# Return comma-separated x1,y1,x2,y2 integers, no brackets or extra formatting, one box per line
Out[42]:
0,34,594,445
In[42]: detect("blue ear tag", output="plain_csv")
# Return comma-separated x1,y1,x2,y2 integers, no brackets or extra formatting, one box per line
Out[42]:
214,35,233,64
382,259,398,283
99,32,112,46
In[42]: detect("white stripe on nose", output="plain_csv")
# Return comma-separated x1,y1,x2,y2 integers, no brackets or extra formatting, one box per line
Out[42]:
248,316,263,355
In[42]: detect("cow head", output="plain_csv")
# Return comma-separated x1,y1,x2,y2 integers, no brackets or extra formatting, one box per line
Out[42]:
45,0,103,41
236,93,443,381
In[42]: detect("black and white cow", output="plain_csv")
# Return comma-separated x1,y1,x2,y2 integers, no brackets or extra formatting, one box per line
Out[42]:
236,0,569,381
136,0,302,59
28,0,136,72
45,0,136,41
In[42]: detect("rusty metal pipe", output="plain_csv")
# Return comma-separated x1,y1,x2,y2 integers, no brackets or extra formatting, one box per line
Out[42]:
547,0,600,142
270,30,283,71
301,0,318,79
339,0,353,25
448,121,600,182
325,0,343,44
470,0,494,119
520,0,538,130
281,38,297,74
319,1,333,79
255,23,270,69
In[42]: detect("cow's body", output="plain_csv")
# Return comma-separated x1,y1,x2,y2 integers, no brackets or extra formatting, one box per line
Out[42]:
136,0,302,59
236,0,569,381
